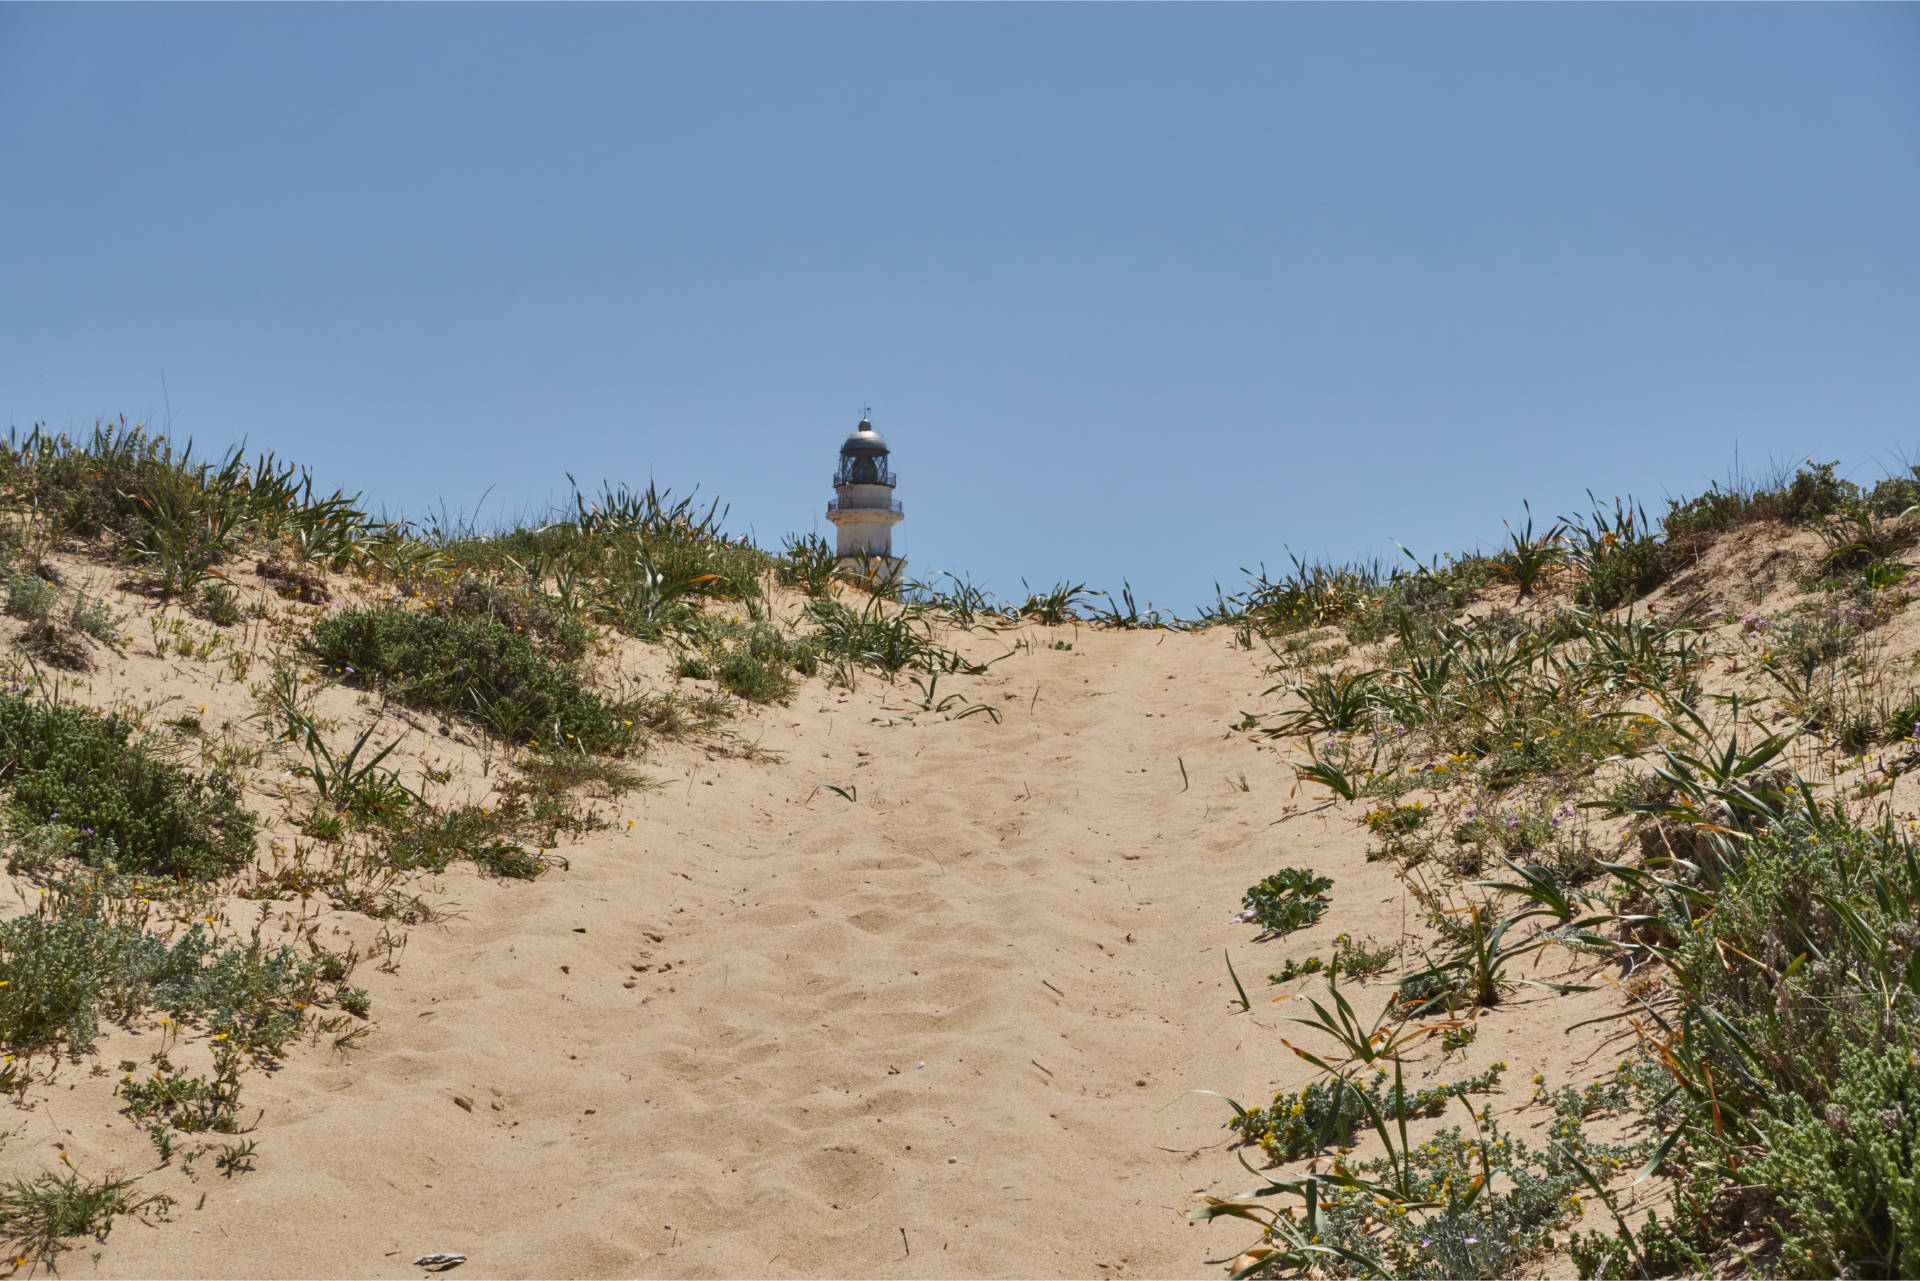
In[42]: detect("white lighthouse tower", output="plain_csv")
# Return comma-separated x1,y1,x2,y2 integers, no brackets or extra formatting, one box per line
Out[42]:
825,412,905,584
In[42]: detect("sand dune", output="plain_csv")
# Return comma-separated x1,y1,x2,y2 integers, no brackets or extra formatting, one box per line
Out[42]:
8,578,1641,1281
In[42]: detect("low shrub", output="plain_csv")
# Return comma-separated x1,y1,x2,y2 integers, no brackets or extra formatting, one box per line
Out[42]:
5,574,60,621
1214,1060,1649,1280
1574,790,1920,1279
1574,537,1663,611
345,748,644,884
1746,1042,1920,1279
0,883,331,1056
196,583,242,627
1664,460,1859,537
674,621,817,703
1268,933,1398,985
1752,601,1875,672
1867,468,1920,517
1566,495,1665,609
1232,1062,1506,1163
69,592,123,641
119,1060,247,1134
1365,802,1430,836
1239,868,1333,937
1294,1111,1635,1280
0,694,258,880
376,803,552,881
312,607,637,752
427,577,591,663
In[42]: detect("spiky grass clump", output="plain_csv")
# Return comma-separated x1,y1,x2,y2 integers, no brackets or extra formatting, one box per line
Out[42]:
776,532,839,597
0,422,382,594
0,1168,174,1271
801,594,980,681
431,479,776,635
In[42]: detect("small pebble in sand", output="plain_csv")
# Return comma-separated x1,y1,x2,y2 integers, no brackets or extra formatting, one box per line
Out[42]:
948,1156,958,1164
917,1061,926,1069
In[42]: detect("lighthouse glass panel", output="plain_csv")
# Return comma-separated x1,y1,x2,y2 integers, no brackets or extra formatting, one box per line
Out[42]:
835,456,893,487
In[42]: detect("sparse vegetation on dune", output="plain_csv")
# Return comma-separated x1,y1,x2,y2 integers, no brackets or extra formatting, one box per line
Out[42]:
0,878,340,1058
0,1167,175,1272
1206,462,1920,1279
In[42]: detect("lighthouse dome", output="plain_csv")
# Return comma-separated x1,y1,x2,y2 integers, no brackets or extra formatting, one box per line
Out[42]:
839,418,890,457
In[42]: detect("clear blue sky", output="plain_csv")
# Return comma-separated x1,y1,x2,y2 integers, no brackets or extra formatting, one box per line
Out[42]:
4,4,1917,612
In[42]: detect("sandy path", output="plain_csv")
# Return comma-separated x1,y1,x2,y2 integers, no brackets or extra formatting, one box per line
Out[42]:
69,623,1350,1279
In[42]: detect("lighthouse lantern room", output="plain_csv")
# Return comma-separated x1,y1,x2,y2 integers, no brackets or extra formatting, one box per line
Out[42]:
825,413,905,582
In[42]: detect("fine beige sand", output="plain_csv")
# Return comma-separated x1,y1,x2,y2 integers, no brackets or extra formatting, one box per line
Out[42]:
6,560,1735,1280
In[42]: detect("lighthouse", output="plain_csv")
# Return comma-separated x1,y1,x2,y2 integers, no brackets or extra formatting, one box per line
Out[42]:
825,413,905,584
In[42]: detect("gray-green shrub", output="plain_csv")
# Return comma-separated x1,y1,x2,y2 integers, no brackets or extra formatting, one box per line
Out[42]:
0,885,330,1056
312,607,637,752
5,575,59,620
0,694,257,880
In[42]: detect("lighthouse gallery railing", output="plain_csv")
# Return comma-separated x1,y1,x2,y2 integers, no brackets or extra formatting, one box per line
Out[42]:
830,466,900,488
